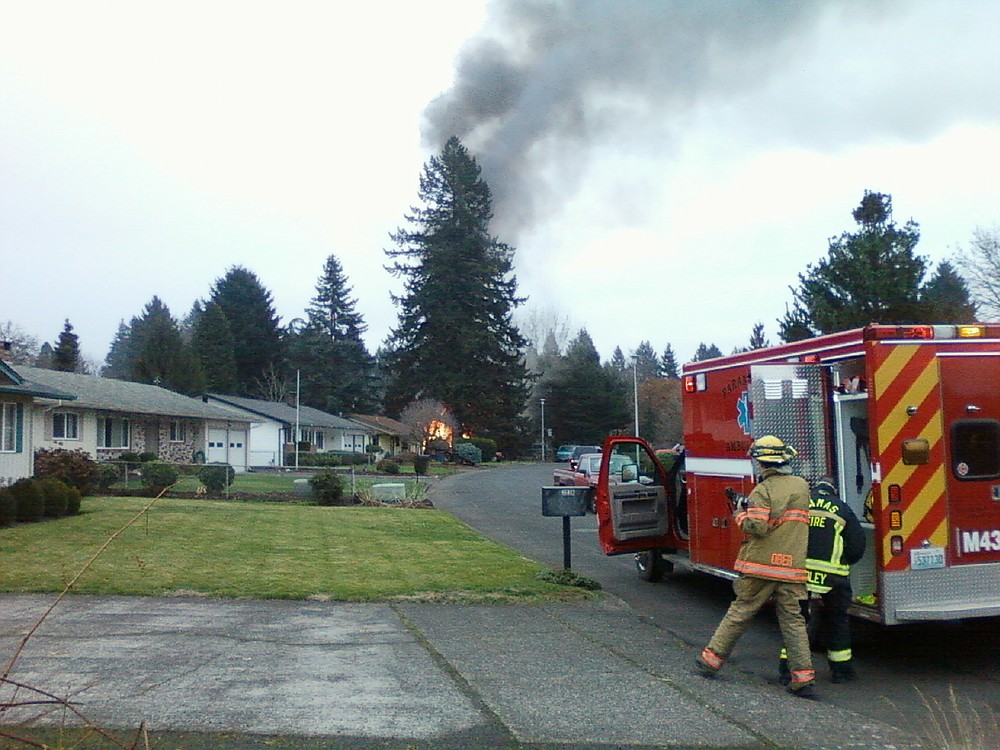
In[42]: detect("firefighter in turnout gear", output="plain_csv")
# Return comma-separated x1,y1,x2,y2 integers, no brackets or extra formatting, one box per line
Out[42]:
779,477,866,683
696,436,816,697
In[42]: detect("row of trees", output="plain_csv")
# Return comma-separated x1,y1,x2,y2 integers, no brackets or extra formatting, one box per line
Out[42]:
4,140,999,455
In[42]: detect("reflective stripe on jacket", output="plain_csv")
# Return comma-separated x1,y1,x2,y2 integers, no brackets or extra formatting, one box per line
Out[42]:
733,469,810,583
805,482,866,594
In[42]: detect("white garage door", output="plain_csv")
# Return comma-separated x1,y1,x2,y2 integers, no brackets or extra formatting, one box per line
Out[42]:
206,428,247,470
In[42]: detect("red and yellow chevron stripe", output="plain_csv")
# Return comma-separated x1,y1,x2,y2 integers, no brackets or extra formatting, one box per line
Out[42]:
872,344,948,571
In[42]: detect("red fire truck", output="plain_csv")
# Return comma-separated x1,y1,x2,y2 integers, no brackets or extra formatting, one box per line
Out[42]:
593,323,1000,625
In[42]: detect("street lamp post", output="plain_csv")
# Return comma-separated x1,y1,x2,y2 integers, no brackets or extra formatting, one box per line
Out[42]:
540,398,546,461
631,356,640,438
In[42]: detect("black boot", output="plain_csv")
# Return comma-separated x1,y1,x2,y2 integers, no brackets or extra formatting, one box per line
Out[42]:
778,657,791,686
830,661,856,683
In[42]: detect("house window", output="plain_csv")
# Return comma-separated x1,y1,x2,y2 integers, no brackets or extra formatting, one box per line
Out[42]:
98,417,130,449
1,403,20,453
169,420,186,442
314,431,324,449
299,429,314,445
52,411,79,440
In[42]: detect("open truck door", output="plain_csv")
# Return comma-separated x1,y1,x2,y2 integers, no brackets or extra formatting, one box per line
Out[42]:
594,436,678,555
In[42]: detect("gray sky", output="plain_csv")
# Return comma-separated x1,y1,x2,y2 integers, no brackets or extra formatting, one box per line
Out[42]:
3,0,999,368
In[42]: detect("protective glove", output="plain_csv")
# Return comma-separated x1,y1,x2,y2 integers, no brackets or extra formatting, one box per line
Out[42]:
724,487,749,514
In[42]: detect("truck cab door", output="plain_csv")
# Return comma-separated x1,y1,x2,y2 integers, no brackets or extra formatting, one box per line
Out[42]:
594,436,675,555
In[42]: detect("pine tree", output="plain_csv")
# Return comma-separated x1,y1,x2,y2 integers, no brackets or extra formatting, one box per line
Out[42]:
632,341,659,382
660,344,679,379
541,329,629,445
748,322,770,350
52,320,81,372
209,266,283,395
128,297,204,393
919,261,977,322
609,347,627,374
781,191,927,337
287,255,376,413
383,136,530,447
190,300,239,393
692,342,723,362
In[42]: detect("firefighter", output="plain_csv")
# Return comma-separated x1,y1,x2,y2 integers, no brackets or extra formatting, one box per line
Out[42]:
779,476,866,684
695,435,816,697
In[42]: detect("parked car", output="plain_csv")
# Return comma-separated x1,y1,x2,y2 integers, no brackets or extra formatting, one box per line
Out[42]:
555,444,578,462
568,444,601,471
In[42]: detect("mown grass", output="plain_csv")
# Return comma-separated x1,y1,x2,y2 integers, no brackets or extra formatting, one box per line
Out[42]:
0,497,588,603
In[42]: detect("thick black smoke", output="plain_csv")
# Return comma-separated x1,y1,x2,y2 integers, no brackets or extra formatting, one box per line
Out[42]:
422,0,939,238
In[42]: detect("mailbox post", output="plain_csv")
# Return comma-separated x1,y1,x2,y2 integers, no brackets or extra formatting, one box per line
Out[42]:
541,486,589,570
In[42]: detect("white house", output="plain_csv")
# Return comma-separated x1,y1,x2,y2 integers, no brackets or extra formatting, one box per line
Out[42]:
17,366,253,471
203,394,374,468
0,361,75,485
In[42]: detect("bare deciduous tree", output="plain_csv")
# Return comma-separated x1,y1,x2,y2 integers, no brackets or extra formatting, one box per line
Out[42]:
953,226,1000,320
399,399,459,453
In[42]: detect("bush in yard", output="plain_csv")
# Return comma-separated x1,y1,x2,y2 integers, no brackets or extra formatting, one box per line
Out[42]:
66,485,82,515
465,437,497,462
140,462,180,492
309,471,345,506
0,487,16,526
376,457,400,475
139,452,158,462
10,479,44,523
97,463,121,489
395,451,417,465
33,448,101,496
37,478,70,518
118,451,144,463
197,463,235,494
453,442,482,466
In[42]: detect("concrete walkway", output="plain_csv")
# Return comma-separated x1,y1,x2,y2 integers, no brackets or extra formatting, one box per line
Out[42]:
1,593,918,748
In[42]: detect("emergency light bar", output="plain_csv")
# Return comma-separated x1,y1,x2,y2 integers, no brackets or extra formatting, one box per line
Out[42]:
865,324,995,341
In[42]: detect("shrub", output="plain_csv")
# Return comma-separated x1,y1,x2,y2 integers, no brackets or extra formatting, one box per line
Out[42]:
453,442,482,466
0,487,16,526
33,448,101,496
197,463,235,494
296,452,341,468
118,451,143,463
37,478,70,518
395,451,417,465
140,462,180,492
309,471,345,506
66,486,82,515
10,479,44,523
414,455,430,476
376,457,400,475
97,463,121,489
139,452,157,462
466,437,497,462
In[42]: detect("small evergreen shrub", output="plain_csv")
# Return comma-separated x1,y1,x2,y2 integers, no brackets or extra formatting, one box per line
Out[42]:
197,463,235,494
139,452,158,462
376,458,401,475
33,448,101,496
395,451,417,465
66,486,82,515
414,455,430,476
309,471,345,506
467,437,497,461
118,451,144,463
140,462,180,492
0,487,16,526
11,479,44,523
37,478,70,518
453,442,482,465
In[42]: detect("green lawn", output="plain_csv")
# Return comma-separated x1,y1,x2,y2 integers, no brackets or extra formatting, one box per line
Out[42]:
0,497,588,602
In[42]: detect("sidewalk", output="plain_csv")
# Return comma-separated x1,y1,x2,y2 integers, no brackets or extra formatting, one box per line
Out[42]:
1,593,917,749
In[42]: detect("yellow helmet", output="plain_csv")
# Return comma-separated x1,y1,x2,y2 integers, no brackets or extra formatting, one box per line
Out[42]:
748,435,798,464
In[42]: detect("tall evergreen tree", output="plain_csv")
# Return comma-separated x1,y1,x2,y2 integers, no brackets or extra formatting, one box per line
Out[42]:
660,344,679,379
52,320,81,372
609,346,627,375
383,136,530,447
919,261,977,322
692,342,723,361
103,321,134,379
287,254,376,413
209,266,283,395
541,330,629,445
632,341,659,382
190,299,239,393
127,297,204,393
748,322,770,350
780,191,926,338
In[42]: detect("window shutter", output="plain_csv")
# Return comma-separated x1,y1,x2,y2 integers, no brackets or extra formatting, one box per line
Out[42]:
15,404,23,453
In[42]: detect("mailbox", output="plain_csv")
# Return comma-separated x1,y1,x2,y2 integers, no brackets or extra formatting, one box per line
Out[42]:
541,486,589,517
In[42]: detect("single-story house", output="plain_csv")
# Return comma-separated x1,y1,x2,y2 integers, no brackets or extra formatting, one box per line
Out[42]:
0,361,75,485
347,414,414,456
203,394,374,468
15,365,253,471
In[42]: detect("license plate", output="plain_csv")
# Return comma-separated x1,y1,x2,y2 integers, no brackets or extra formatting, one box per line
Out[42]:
910,547,946,570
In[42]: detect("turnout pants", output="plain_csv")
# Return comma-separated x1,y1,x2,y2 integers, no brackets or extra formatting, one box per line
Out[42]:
706,575,814,688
